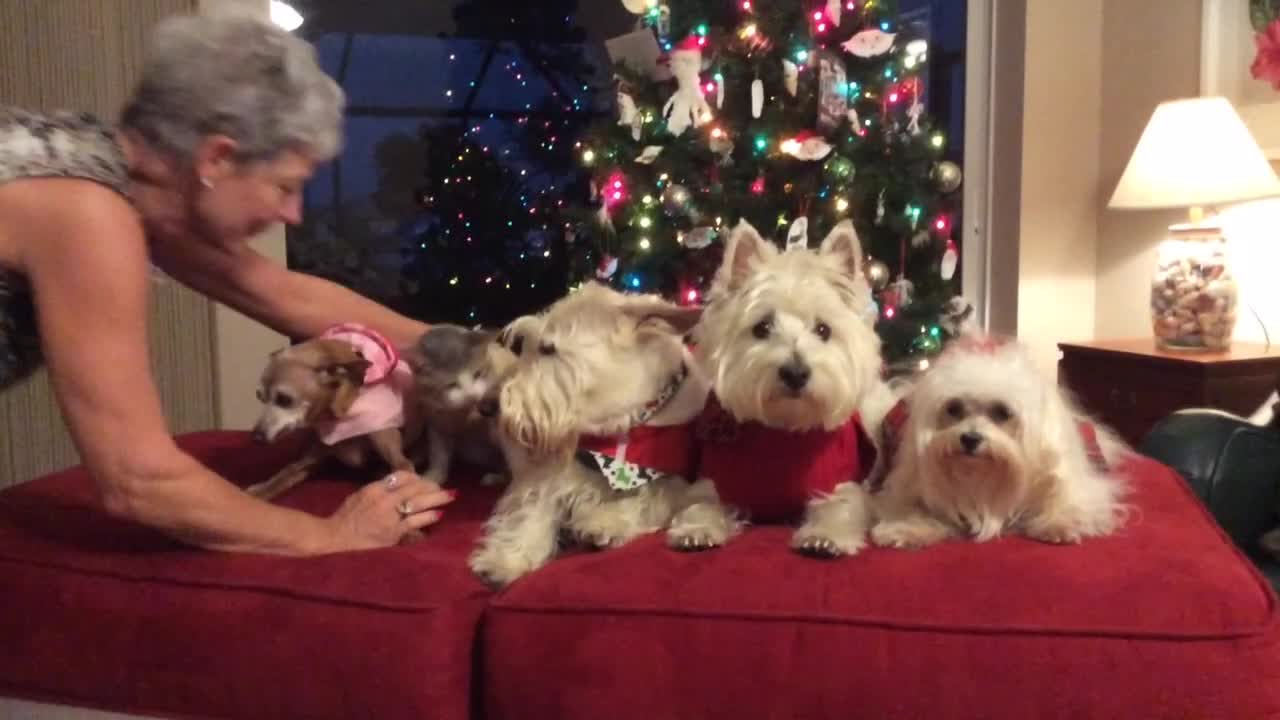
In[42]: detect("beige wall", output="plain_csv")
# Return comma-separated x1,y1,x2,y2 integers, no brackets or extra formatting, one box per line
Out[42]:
1095,0,1205,343
0,0,209,485
1016,0,1104,375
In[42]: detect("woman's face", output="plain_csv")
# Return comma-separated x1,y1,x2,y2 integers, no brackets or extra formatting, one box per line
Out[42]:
193,139,317,244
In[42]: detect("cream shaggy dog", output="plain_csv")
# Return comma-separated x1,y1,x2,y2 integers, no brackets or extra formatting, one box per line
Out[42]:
871,337,1130,548
468,283,708,587
666,219,899,558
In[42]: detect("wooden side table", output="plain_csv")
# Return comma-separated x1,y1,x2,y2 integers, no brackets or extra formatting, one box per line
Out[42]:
1057,339,1280,447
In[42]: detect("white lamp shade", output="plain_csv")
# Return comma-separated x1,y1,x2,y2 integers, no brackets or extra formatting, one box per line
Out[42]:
1108,97,1280,209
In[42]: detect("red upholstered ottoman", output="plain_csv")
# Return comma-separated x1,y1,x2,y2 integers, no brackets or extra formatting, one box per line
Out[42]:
0,432,498,720
483,455,1280,720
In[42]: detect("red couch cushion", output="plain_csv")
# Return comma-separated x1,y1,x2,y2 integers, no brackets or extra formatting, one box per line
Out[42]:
484,455,1280,720
0,431,500,720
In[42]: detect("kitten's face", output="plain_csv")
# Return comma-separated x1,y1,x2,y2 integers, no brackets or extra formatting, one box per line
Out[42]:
418,352,495,409
411,325,505,411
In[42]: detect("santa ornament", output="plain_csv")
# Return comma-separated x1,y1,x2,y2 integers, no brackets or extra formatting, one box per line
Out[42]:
663,39,713,136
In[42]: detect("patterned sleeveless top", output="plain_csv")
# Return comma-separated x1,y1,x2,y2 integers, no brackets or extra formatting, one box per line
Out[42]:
0,107,130,389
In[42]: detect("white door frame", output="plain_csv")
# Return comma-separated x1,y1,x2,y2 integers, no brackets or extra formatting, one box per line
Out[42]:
962,0,1025,334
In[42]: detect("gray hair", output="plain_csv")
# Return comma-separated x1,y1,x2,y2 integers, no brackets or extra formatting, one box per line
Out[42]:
121,13,345,166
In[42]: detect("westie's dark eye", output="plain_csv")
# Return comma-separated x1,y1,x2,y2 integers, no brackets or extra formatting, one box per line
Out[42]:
813,321,831,342
510,335,525,355
539,342,556,356
944,399,965,419
752,319,772,339
273,392,295,409
474,368,485,380
989,402,1013,424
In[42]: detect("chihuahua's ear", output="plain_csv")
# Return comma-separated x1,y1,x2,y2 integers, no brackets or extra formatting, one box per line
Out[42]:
324,359,370,417
620,294,703,335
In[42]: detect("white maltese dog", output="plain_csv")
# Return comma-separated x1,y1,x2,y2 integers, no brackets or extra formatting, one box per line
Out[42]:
469,283,709,587
871,336,1130,548
667,218,898,558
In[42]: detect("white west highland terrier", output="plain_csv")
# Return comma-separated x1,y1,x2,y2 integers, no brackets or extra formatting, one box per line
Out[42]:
667,219,898,558
871,335,1130,549
469,283,709,587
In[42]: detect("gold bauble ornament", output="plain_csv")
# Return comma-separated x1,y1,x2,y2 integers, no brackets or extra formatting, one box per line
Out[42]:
932,161,963,193
865,259,890,291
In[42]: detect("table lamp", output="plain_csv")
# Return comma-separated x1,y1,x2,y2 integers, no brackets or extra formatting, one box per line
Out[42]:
1108,96,1280,351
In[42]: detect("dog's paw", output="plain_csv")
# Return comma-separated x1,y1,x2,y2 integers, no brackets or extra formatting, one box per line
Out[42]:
1023,521,1083,545
790,529,864,559
870,518,951,549
468,548,537,587
666,526,726,552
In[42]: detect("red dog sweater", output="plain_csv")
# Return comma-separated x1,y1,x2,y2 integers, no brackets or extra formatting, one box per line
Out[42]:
695,395,879,523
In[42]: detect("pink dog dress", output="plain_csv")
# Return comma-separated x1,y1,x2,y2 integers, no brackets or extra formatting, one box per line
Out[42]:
315,323,414,446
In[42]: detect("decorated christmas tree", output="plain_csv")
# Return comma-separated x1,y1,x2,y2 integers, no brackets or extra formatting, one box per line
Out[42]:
565,0,971,372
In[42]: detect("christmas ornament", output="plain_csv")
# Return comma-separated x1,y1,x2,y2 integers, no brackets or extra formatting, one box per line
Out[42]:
716,75,725,109
817,51,848,134
782,59,799,96
910,230,931,248
620,0,650,13
823,155,854,180
617,90,642,141
709,134,734,162
751,77,764,118
663,47,712,136
865,259,890,291
875,189,886,225
683,226,717,249
786,216,809,251
780,136,833,161
655,4,671,37
940,295,977,335
842,29,896,57
636,145,664,163
940,238,959,280
597,254,619,279
847,107,861,130
933,160,963,193
883,276,915,307
826,0,843,26
661,183,691,215
906,101,924,135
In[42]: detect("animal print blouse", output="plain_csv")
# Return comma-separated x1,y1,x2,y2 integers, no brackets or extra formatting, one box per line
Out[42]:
0,106,130,390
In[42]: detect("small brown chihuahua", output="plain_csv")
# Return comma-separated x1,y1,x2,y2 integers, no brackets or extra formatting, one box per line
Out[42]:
246,336,423,500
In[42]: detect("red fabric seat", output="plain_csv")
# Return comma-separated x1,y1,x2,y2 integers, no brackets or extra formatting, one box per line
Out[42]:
483,455,1280,720
0,432,499,720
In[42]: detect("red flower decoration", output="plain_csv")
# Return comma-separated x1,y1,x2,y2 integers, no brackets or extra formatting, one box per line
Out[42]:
1251,19,1280,90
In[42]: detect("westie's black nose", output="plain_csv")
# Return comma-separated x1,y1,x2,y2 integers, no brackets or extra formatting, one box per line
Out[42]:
960,431,984,454
778,361,811,391
477,397,499,418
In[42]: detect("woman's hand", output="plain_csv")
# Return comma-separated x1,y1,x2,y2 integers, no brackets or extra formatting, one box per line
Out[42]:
322,472,456,552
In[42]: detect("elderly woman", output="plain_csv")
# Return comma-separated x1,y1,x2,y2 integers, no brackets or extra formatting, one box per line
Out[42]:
0,14,452,554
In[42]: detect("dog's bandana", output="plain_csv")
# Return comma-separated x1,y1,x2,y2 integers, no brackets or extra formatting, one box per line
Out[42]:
577,365,696,490
314,324,412,446
695,394,879,523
